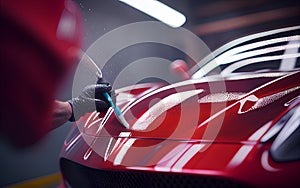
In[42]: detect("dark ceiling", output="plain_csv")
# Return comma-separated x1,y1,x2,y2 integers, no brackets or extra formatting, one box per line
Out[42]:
75,0,300,50
186,0,300,49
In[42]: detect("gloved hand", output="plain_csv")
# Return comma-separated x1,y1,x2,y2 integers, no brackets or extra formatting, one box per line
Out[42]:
68,83,112,121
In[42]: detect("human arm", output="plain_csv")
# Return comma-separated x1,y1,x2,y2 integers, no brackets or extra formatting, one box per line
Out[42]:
52,100,73,129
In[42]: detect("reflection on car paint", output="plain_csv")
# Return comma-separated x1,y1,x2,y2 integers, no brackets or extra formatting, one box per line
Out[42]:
222,53,300,75
86,112,101,129
227,122,272,168
171,143,206,172
238,86,300,114
154,143,193,172
132,89,204,130
280,40,300,71
220,37,299,68
65,133,81,152
123,79,201,114
261,151,280,172
227,145,254,168
284,95,300,107
247,121,272,141
114,138,137,165
104,137,114,161
81,108,115,160
198,92,246,103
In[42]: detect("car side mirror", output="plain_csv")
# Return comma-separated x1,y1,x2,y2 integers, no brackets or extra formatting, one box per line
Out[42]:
169,59,190,80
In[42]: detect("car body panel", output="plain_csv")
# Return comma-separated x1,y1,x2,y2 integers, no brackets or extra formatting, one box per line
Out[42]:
60,26,300,187
77,71,299,142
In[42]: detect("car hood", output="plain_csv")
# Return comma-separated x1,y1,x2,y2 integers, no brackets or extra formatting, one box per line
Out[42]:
78,71,300,144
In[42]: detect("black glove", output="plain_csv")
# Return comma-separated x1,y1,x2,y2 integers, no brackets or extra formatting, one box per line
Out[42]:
68,83,112,121
97,77,116,104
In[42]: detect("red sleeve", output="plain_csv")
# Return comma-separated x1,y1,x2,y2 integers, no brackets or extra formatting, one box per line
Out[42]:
0,0,83,147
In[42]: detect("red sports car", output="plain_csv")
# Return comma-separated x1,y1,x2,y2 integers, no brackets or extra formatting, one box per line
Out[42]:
59,26,300,188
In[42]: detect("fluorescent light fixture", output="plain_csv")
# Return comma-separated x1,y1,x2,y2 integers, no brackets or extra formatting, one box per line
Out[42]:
119,0,186,28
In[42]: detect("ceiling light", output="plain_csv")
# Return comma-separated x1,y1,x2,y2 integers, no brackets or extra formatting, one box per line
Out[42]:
119,0,186,28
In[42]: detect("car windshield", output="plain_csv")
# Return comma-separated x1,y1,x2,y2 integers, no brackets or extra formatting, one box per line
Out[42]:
191,26,300,79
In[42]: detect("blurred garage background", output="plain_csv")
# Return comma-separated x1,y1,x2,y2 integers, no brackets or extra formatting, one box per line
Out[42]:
0,0,299,187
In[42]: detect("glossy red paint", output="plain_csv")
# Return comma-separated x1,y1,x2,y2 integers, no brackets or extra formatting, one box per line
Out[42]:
60,26,300,187
60,71,300,187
